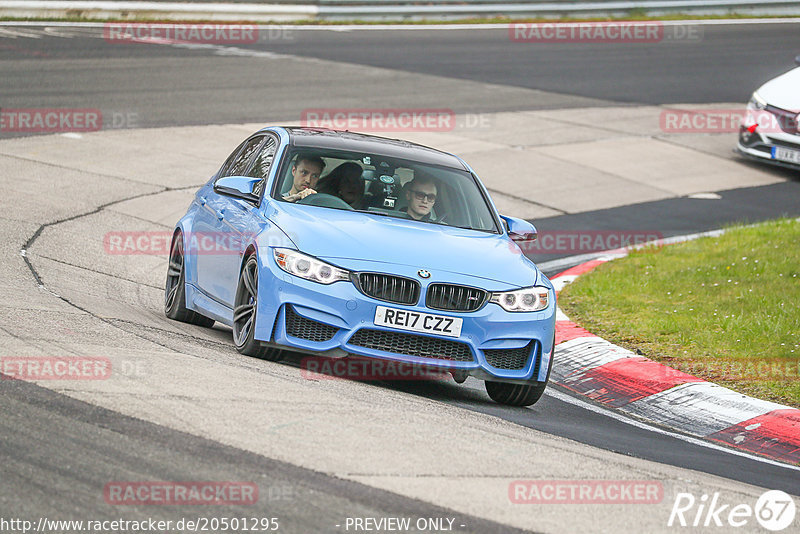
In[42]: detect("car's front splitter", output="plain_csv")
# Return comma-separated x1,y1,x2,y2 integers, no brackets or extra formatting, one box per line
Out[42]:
253,254,556,385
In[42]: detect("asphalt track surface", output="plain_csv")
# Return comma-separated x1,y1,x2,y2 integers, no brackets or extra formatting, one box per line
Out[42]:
2,21,800,532
1,22,800,131
1,377,528,534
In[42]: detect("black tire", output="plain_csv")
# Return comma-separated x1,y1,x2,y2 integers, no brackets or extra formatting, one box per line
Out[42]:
164,232,215,327
233,254,282,360
485,381,546,407
485,338,555,407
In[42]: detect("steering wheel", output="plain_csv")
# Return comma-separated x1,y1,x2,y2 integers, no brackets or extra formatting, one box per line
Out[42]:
297,193,355,210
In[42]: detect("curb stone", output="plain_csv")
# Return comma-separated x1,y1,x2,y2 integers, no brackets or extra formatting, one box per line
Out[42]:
550,246,800,466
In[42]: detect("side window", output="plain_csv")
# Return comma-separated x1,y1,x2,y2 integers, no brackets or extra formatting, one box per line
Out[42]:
218,139,248,178
247,136,278,180
222,136,264,179
274,152,314,198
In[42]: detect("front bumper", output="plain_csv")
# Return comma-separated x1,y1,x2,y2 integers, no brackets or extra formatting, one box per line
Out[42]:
737,106,800,170
253,252,556,385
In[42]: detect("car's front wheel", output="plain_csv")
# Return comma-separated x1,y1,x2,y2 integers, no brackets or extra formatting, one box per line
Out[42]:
485,340,554,406
164,232,215,327
485,381,546,406
233,254,282,361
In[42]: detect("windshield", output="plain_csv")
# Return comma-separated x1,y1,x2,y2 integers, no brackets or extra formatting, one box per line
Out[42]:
273,148,499,233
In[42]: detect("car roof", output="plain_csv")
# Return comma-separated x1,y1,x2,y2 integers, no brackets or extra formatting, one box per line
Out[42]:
281,127,468,171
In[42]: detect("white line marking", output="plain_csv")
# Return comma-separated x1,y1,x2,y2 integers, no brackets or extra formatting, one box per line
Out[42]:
687,192,722,199
551,274,578,292
546,388,800,472
555,308,570,322
539,228,726,274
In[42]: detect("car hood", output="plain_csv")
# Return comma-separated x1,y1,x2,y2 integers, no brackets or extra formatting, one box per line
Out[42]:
269,203,539,288
757,66,800,110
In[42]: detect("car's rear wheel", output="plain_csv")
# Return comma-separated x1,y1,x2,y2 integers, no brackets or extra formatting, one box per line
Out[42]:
164,232,215,327
485,339,554,406
233,254,282,361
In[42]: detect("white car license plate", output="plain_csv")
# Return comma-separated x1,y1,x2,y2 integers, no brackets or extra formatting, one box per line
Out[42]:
374,306,463,338
772,146,800,164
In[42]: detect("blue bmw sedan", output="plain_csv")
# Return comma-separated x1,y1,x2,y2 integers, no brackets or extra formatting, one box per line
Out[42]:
165,127,556,406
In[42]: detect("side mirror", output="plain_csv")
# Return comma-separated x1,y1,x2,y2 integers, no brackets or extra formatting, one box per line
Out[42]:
214,175,261,204
796,55,800,66
500,215,537,242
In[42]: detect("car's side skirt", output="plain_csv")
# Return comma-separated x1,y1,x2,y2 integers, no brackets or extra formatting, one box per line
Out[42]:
185,282,233,326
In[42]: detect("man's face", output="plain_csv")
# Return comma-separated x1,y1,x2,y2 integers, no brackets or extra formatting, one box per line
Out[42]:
291,160,322,193
406,181,437,220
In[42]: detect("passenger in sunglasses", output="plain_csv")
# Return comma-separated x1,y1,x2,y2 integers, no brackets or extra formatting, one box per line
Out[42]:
401,176,438,221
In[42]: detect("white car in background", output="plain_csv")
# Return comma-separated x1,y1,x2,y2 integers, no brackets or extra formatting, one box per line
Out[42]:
737,56,800,169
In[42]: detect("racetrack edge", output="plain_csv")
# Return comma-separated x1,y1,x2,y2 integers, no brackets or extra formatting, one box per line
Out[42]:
549,238,800,466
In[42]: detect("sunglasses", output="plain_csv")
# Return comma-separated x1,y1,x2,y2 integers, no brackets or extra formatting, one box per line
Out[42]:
410,190,437,203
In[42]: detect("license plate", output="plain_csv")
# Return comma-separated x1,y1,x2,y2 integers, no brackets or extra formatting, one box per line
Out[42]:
771,146,800,164
374,306,463,338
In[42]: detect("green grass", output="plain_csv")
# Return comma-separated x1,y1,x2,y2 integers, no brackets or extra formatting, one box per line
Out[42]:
558,218,800,408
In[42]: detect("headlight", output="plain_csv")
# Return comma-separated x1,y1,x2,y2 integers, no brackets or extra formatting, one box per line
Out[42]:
747,91,767,111
489,286,550,312
273,248,350,284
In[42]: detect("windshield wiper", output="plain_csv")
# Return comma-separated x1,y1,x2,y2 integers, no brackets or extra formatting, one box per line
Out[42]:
429,220,496,233
430,220,469,230
354,209,390,216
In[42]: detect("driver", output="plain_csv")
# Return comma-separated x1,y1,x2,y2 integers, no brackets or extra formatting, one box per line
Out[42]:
283,154,325,203
400,175,438,221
